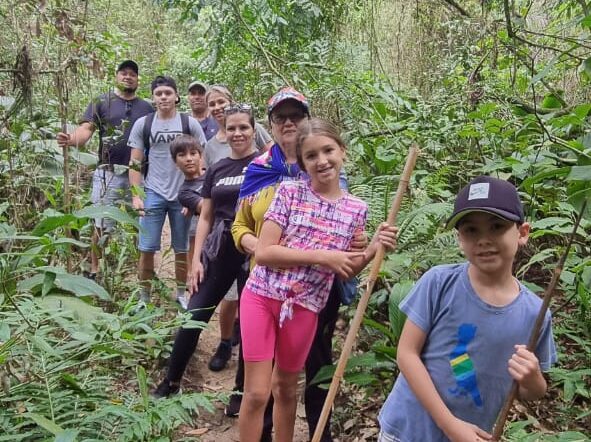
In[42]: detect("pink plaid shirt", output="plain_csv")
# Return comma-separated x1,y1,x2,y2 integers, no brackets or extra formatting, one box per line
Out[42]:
244,180,367,317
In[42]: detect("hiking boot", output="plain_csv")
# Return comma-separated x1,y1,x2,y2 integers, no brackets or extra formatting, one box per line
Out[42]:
152,380,181,399
224,391,242,417
208,342,232,372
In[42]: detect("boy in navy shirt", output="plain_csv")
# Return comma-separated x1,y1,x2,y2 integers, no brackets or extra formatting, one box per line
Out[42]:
378,176,557,442
171,135,205,308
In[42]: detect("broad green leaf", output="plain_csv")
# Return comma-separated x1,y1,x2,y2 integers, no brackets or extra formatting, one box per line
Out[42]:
42,272,56,297
30,335,60,357
73,205,139,229
582,266,591,289
567,165,591,181
0,322,10,341
39,295,111,323
19,269,110,300
32,215,76,236
54,429,79,442
26,413,63,435
137,365,149,408
578,57,591,79
389,280,414,341
541,94,563,109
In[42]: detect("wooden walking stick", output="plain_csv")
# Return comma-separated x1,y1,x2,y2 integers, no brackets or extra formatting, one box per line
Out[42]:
55,72,72,272
311,144,419,442
491,199,587,441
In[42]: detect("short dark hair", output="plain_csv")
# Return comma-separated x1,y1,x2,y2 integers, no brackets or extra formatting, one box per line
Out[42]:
170,135,202,161
151,75,178,93
295,118,346,170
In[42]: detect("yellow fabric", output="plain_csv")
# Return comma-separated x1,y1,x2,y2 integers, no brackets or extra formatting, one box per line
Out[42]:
231,185,277,269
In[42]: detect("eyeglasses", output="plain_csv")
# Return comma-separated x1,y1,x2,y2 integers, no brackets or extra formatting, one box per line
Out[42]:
224,103,253,116
270,110,306,125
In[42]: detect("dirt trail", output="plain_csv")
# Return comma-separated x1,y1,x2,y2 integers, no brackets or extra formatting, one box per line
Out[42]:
157,221,310,441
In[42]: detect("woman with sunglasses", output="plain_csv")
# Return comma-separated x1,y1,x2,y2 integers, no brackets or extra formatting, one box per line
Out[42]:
204,85,273,168
153,104,259,398
202,86,274,372
230,87,364,441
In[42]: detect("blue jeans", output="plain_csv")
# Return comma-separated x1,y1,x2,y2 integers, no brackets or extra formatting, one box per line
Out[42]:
138,188,190,253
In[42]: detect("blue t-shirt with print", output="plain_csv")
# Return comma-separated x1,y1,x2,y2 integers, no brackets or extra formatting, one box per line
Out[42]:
378,263,557,442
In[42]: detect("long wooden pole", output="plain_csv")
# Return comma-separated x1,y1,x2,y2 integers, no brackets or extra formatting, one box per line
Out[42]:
492,200,587,440
311,144,419,442
55,73,72,272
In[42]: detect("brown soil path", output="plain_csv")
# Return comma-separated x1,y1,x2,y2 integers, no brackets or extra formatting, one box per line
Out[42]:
156,221,310,441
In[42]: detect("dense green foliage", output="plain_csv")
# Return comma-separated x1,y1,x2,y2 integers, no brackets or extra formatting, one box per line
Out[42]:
1,0,590,440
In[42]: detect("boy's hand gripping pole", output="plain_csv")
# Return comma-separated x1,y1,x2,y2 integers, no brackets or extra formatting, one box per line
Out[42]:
311,144,419,442
492,200,587,440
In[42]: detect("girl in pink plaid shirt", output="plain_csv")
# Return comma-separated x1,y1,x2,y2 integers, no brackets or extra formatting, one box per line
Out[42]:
239,118,397,442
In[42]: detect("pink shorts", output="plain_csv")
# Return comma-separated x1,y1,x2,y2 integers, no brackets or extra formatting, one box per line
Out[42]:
240,287,318,372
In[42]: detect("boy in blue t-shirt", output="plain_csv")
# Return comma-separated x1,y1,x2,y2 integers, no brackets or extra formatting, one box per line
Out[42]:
378,176,557,442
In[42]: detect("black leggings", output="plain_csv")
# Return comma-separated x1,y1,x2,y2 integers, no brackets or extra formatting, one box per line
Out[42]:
166,235,247,383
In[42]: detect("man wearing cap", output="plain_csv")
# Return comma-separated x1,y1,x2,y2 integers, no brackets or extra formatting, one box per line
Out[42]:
128,75,207,306
57,60,153,280
187,81,218,141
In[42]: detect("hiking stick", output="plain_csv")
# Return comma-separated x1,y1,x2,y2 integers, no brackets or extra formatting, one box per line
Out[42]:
311,144,419,442
55,73,72,272
492,200,587,441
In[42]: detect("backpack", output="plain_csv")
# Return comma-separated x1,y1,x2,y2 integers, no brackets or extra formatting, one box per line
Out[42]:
141,112,190,176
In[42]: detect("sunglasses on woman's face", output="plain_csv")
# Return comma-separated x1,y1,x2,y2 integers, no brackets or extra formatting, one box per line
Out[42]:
270,109,306,125
224,103,253,116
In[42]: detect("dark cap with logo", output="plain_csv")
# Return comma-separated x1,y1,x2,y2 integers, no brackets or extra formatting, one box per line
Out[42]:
446,175,525,229
117,60,139,74
151,75,178,93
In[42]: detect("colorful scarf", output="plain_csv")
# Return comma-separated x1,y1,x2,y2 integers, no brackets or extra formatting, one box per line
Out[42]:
238,143,301,202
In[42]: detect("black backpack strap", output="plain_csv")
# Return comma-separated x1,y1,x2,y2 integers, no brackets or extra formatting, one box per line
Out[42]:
180,112,190,135
141,112,155,177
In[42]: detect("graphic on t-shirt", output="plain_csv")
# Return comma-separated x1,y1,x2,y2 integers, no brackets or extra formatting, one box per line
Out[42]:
150,130,184,145
448,323,483,407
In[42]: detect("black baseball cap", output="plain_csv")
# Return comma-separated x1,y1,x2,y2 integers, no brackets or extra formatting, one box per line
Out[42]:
117,60,139,74
151,75,178,93
446,176,525,229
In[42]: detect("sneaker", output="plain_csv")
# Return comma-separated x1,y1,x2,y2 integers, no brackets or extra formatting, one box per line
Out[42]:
82,271,97,281
139,291,151,304
152,380,181,399
224,391,242,417
176,294,189,310
208,342,232,372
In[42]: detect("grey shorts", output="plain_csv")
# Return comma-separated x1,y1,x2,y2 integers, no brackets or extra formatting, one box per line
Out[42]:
90,167,130,231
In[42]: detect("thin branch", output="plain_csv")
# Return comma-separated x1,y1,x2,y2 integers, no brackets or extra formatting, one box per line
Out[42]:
521,29,591,51
230,1,291,86
440,0,471,17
